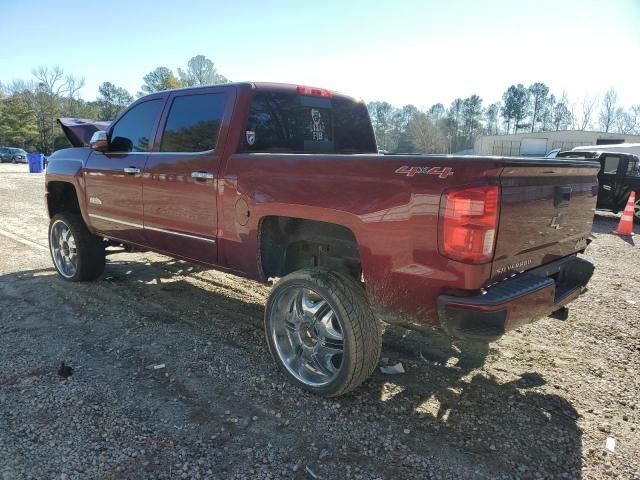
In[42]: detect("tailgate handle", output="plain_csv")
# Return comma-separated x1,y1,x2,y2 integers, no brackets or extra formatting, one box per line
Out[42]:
554,185,572,208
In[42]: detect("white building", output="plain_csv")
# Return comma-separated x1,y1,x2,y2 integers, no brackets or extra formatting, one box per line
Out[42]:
474,131,640,157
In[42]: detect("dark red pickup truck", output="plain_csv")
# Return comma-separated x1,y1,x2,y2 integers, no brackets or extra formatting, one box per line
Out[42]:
46,82,598,396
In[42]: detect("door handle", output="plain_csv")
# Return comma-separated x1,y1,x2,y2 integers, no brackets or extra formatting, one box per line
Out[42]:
124,167,141,175
191,171,215,181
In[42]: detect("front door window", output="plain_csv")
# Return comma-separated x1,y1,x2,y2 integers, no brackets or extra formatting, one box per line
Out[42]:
109,99,163,153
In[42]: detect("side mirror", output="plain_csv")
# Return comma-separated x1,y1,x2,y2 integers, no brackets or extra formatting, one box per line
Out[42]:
89,131,108,152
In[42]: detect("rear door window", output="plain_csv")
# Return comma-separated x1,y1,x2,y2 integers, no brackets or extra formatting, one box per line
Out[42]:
160,93,226,152
244,91,376,154
602,156,620,175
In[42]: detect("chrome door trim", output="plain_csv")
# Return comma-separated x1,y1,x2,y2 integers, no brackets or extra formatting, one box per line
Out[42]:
88,213,143,229
88,214,216,244
145,225,216,244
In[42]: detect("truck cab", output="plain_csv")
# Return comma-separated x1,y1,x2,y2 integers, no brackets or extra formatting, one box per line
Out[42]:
558,150,640,222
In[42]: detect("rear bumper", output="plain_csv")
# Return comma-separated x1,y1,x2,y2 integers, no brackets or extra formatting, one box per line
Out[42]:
437,256,594,341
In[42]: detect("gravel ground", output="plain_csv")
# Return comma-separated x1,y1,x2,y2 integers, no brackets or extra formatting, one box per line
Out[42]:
0,162,638,480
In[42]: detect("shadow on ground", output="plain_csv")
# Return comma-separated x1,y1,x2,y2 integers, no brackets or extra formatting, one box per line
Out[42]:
592,212,637,245
0,257,583,478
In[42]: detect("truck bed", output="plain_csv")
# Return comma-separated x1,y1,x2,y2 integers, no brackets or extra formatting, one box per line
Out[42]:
223,152,599,322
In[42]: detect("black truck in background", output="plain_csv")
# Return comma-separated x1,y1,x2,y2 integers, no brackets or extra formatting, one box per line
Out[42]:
558,150,640,223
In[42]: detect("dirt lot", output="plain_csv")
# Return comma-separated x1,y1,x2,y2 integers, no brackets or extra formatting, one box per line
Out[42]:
0,162,638,480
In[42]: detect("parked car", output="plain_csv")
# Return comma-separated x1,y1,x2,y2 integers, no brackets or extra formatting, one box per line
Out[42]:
545,148,560,158
557,149,640,223
46,82,599,396
0,147,28,163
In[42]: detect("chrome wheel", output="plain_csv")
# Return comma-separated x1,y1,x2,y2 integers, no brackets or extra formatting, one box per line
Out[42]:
634,198,640,221
269,286,344,387
50,219,78,279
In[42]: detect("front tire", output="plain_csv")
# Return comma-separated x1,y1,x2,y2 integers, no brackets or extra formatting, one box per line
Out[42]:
265,268,382,397
634,195,640,225
49,213,105,281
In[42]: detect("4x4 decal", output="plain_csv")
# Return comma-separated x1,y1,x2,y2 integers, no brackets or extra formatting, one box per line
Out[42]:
395,166,454,178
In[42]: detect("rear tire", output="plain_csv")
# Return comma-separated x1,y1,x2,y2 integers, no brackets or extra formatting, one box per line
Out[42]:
48,213,105,281
633,195,640,225
265,268,381,397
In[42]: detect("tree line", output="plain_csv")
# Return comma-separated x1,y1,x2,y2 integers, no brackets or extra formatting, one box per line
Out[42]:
369,85,640,154
0,55,228,154
0,55,638,155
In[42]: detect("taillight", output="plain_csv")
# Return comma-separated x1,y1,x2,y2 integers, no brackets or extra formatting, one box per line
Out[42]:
438,184,500,264
297,85,333,98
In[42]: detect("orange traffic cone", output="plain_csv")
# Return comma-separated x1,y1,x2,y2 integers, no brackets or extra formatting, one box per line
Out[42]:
613,191,636,236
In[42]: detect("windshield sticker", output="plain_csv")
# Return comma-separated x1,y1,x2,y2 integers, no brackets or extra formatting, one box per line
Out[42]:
395,166,454,178
246,130,256,146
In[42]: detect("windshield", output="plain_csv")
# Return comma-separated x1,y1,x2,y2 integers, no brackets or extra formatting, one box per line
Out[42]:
243,90,377,154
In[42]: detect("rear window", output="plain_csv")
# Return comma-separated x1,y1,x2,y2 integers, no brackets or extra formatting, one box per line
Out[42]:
243,91,376,154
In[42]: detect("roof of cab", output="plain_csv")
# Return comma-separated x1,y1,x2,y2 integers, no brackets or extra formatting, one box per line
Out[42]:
140,82,357,100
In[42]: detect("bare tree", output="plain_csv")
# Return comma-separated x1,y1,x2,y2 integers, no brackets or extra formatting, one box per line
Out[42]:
23,67,84,99
31,65,66,95
613,105,640,135
569,102,578,130
407,112,446,153
367,101,395,150
64,75,85,99
598,88,617,132
13,65,89,153
579,95,597,130
552,93,572,131
4,79,36,95
631,105,640,134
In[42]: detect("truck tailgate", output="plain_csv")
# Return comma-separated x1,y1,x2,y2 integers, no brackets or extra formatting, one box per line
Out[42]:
491,161,599,282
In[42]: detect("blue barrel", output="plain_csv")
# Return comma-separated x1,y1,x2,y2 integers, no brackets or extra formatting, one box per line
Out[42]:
27,153,44,173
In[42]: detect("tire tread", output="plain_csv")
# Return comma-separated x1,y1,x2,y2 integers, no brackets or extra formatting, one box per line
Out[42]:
49,213,105,282
266,268,381,397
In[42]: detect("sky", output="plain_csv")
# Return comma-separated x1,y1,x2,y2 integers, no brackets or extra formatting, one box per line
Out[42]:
1,0,639,109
